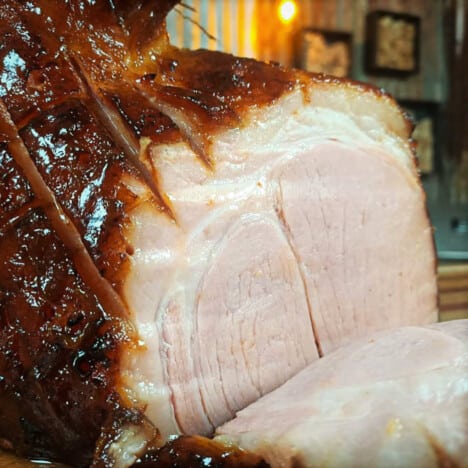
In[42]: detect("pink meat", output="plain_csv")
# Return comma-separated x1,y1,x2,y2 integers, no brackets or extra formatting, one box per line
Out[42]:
217,320,468,467
122,82,437,439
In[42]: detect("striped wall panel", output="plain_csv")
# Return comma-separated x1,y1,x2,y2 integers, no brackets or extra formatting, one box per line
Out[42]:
166,0,256,57
438,263,468,321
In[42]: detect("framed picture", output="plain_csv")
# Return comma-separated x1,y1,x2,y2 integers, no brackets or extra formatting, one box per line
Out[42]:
295,29,353,78
366,10,420,75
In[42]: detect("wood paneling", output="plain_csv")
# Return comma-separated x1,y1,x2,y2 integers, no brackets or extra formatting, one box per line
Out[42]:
438,263,468,321
166,0,256,57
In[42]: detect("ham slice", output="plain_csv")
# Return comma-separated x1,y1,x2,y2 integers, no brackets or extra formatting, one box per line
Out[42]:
217,320,468,468
0,1,438,466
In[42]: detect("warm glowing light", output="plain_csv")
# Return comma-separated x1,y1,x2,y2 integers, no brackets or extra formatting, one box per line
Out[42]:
278,0,297,24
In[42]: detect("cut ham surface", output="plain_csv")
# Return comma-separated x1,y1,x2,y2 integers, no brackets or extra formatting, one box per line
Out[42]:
217,320,468,468
0,1,439,466
122,57,438,441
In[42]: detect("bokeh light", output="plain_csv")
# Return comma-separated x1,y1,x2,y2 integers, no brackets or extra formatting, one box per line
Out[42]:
278,0,297,24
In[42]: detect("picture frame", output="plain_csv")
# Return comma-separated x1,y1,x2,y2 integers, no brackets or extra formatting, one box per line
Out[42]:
295,29,353,78
366,10,420,76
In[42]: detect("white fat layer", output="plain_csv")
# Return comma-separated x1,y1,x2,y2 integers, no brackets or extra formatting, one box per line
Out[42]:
212,89,413,177
107,424,154,468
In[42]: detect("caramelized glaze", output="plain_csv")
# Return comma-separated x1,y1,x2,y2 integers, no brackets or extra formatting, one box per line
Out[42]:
0,1,358,466
0,141,148,467
134,436,268,468
19,101,141,292
0,145,36,230
0,165,120,465
104,86,182,145
0,3,84,127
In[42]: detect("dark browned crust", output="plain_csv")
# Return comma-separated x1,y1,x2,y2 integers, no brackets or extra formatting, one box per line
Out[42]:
0,147,36,233
133,436,269,467
18,100,141,292
0,97,133,328
0,109,156,466
0,3,85,128
0,3,147,293
151,48,297,115
0,153,118,465
104,85,183,146
0,3,148,464
136,49,297,165
112,0,180,67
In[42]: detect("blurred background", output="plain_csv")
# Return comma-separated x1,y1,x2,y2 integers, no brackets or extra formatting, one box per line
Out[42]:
166,0,468,319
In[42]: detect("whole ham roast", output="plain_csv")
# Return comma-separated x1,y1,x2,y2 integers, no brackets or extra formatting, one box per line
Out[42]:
0,0,460,467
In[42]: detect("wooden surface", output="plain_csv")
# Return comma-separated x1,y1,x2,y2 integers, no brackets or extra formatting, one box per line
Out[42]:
438,262,468,321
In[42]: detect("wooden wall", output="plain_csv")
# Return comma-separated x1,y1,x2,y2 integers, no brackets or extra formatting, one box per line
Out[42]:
438,264,468,321
166,0,256,57
254,0,448,102
166,0,448,103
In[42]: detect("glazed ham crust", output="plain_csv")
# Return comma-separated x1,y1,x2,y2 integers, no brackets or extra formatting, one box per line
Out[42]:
0,1,301,464
0,1,438,466
0,120,129,465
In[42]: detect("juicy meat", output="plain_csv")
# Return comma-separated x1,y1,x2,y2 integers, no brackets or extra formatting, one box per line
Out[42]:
0,0,438,466
217,320,468,468
126,77,437,437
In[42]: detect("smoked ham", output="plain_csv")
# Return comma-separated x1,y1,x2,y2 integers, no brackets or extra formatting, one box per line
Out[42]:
0,1,438,466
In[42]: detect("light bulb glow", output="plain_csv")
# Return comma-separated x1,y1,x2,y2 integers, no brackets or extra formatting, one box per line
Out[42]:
278,0,297,24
